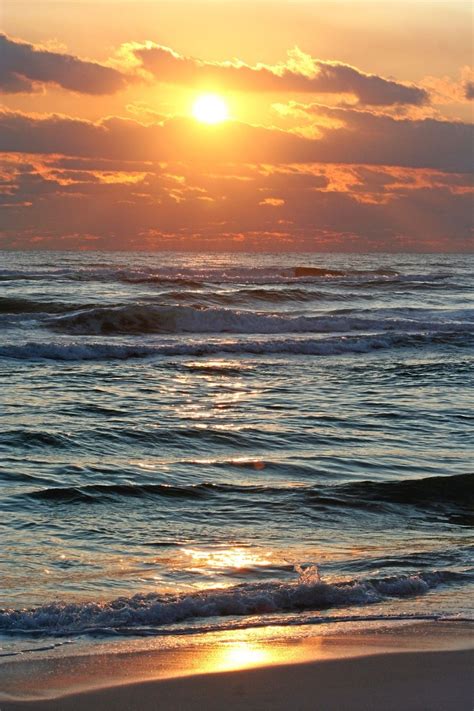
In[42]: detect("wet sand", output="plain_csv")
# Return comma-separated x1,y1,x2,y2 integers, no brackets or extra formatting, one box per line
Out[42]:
1,622,473,711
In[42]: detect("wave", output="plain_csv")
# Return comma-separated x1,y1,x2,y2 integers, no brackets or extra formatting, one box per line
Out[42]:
1,331,471,362
336,472,474,507
19,473,473,519
0,288,437,323
48,303,473,336
117,266,356,285
164,287,353,305
0,430,72,449
0,265,453,286
25,482,209,503
293,267,351,277
0,296,91,315
0,568,465,636
292,266,398,278
305,473,473,525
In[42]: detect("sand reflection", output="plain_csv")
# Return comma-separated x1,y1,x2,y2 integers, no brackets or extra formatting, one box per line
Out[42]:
199,640,276,673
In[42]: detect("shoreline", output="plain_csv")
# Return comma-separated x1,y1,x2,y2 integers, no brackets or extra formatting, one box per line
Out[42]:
1,620,473,710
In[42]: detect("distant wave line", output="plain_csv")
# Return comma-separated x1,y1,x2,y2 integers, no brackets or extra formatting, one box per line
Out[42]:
1,331,472,362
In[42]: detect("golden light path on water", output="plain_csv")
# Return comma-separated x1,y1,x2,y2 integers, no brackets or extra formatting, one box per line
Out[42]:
182,546,273,573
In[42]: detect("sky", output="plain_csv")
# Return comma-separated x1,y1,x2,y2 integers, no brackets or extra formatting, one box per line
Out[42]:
0,0,473,252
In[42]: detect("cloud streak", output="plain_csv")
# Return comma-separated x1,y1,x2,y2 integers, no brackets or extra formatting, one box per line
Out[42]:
0,33,429,107
0,34,128,95
0,108,471,173
131,43,428,106
279,103,474,173
1,157,472,252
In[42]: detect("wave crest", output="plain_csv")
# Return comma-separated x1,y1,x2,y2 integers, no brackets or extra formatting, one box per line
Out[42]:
48,303,473,336
0,264,452,286
1,331,471,362
0,569,463,636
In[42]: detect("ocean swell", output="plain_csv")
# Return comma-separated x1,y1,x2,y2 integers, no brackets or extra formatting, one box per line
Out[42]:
0,297,77,315
18,474,473,527
48,304,473,336
0,264,452,286
337,472,474,507
0,331,471,362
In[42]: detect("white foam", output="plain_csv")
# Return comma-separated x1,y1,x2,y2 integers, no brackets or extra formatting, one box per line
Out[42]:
0,265,454,286
0,569,459,636
0,331,469,361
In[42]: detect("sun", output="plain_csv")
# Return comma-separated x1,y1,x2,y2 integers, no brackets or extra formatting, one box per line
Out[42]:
192,94,229,124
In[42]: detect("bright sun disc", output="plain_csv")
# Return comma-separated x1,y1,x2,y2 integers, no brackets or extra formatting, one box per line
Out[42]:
192,94,229,124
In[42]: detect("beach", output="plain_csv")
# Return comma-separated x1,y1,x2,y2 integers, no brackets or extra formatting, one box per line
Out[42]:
1,622,473,710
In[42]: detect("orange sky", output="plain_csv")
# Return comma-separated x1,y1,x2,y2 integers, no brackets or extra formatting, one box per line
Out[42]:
0,0,472,251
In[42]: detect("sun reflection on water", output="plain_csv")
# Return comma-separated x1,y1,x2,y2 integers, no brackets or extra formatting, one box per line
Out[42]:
182,546,272,571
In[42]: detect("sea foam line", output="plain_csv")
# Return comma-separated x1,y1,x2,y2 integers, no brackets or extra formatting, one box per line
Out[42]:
48,303,474,336
0,569,466,637
0,331,471,361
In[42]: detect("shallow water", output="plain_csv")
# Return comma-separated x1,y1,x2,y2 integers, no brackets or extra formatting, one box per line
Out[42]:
0,251,473,651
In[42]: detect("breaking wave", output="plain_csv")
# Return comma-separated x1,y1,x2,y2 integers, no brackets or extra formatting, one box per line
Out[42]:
0,568,466,637
0,331,471,361
48,303,473,336
0,264,453,286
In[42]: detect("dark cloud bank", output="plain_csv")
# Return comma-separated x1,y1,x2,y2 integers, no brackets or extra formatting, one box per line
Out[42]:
0,108,472,173
0,34,128,94
133,43,428,106
1,33,427,107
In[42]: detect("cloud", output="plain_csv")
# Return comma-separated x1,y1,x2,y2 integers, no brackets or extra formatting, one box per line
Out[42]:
418,67,474,112
1,157,472,252
130,43,428,106
465,82,474,100
0,33,128,95
48,157,155,172
0,33,429,106
0,107,471,173
274,103,474,173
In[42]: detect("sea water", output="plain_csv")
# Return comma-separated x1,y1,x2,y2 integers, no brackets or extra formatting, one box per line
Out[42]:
0,251,472,655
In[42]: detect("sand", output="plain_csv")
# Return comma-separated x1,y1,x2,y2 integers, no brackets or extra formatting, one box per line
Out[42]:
1,623,473,711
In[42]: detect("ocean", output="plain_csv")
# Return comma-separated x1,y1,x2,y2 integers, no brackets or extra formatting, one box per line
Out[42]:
0,251,473,657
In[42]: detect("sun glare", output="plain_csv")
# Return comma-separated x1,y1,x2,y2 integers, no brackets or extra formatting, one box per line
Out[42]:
192,94,229,124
